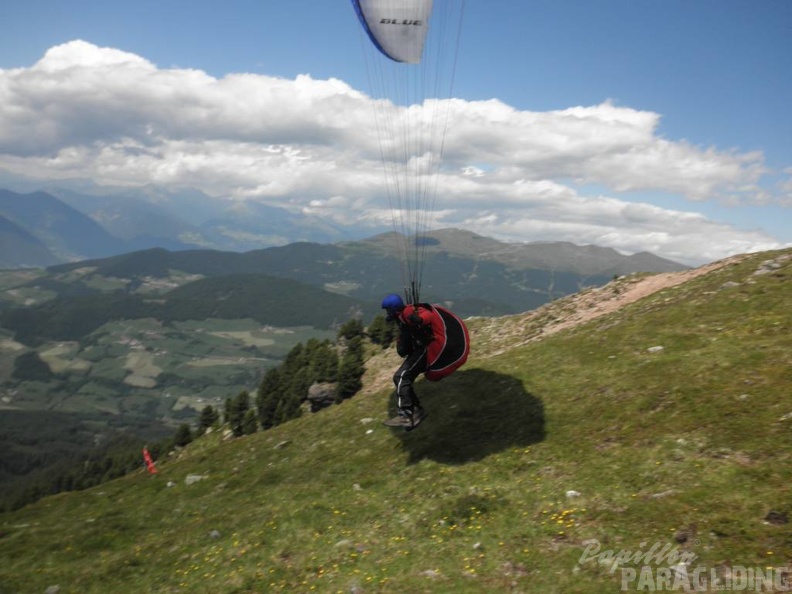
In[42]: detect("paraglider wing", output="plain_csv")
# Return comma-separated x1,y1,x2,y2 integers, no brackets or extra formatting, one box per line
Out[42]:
351,0,433,64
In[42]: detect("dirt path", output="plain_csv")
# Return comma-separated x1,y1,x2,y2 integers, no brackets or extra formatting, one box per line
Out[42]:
540,257,745,335
475,254,750,357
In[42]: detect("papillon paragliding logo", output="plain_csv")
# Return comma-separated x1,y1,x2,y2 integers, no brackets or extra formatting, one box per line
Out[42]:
350,0,465,305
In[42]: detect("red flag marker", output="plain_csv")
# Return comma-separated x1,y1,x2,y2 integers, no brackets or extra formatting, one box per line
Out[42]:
142,446,158,474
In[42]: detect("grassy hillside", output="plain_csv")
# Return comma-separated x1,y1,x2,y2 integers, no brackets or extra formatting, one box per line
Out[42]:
1,249,790,593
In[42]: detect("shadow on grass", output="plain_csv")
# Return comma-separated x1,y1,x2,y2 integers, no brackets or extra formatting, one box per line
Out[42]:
387,368,545,465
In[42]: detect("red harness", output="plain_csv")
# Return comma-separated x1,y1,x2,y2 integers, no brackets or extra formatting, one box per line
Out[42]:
400,303,470,380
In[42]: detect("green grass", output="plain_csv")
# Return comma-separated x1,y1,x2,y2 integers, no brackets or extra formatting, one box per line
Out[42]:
1,249,790,593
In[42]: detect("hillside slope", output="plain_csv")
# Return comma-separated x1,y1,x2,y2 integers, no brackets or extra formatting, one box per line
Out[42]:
1,249,790,593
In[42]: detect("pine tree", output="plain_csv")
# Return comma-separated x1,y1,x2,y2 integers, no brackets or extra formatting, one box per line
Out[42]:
310,340,339,383
336,336,365,401
337,318,365,342
173,424,193,447
256,367,282,430
242,409,258,435
280,343,311,419
281,365,308,423
223,397,234,424
227,391,250,437
368,314,396,348
197,405,219,434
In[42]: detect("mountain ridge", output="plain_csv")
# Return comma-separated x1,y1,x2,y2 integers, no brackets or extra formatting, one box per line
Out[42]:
18,229,686,318
357,228,687,276
0,189,129,262
0,214,61,269
1,188,687,278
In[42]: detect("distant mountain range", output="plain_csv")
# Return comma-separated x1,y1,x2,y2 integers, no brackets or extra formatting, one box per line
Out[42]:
0,190,130,267
0,187,685,282
0,187,369,268
0,214,61,268
18,231,683,319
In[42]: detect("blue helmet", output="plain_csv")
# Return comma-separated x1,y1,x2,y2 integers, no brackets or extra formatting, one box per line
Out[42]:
381,293,405,317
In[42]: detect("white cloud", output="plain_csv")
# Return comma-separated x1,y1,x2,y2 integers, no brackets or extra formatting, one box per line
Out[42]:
778,167,792,205
0,40,789,265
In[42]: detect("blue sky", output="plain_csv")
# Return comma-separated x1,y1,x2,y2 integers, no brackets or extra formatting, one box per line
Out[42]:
1,0,790,264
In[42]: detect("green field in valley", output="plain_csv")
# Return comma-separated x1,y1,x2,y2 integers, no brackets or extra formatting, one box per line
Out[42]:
1,317,335,420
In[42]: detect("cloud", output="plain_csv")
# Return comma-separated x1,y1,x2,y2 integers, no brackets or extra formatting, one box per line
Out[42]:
778,167,792,205
0,40,788,265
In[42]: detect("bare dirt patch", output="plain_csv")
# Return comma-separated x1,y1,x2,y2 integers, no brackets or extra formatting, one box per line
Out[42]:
535,257,746,336
472,254,750,357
